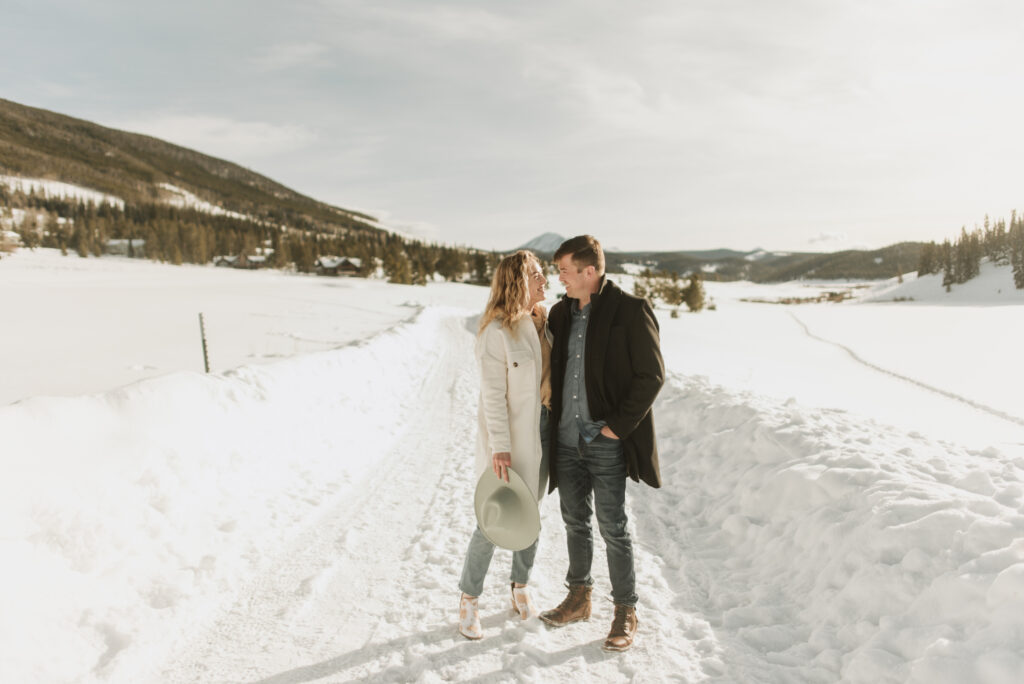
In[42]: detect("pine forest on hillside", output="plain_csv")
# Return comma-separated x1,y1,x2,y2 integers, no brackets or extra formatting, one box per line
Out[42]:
0,185,500,286
916,211,1024,290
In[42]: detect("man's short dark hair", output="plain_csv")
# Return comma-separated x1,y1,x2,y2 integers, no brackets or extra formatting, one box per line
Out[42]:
553,235,605,275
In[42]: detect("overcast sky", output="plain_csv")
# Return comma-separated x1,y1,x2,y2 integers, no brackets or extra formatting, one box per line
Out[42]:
2,0,1023,252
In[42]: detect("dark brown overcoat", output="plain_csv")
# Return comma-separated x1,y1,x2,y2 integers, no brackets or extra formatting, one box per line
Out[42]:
547,277,665,491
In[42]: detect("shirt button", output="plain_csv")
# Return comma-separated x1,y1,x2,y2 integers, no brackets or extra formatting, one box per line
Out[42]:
573,395,577,399
576,354,580,358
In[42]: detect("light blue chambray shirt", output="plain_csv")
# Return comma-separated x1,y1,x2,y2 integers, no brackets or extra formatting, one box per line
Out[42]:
558,301,606,446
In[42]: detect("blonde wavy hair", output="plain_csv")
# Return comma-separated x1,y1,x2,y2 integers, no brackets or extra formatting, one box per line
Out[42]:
478,250,541,336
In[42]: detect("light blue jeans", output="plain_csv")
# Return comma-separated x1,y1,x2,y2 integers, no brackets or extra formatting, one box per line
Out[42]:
459,406,550,597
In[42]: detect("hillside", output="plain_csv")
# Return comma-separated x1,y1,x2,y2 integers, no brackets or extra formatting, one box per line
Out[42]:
0,98,377,236
605,242,924,283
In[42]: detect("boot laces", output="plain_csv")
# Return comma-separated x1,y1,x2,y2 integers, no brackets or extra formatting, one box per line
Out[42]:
610,606,630,634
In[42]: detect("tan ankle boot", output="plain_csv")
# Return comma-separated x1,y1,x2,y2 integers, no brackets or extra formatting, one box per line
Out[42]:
510,583,536,620
458,594,482,640
602,604,638,652
539,584,592,627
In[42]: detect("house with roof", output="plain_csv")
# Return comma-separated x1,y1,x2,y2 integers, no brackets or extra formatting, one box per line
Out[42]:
315,255,363,276
242,254,269,269
1,229,23,254
104,238,146,258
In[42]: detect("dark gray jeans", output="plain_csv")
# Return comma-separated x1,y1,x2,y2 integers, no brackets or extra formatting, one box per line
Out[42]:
459,406,550,597
555,433,637,607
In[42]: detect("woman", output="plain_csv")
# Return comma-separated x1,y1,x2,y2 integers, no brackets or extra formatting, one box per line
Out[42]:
458,250,552,640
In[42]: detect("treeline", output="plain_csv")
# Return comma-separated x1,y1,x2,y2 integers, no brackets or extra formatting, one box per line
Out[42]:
916,211,1024,290
1,186,500,285
631,269,708,315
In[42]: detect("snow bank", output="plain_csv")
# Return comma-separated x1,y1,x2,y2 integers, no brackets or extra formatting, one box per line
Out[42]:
0,307,473,683
863,259,1024,304
645,375,1024,683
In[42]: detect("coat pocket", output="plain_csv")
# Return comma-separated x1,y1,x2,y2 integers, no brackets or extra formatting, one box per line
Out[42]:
506,350,536,411
506,350,535,376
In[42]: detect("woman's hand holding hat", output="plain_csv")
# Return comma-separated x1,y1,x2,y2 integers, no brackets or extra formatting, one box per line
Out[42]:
492,452,511,483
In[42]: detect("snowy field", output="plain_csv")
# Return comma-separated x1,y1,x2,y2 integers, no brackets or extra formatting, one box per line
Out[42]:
0,250,479,406
2,248,1024,683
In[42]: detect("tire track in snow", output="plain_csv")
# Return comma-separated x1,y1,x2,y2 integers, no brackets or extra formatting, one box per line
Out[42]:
788,311,1024,429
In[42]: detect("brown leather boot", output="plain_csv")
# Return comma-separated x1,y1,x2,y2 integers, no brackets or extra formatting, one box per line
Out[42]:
539,584,592,627
602,604,638,652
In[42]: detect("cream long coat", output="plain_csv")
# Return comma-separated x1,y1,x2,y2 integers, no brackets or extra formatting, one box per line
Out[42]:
475,315,548,502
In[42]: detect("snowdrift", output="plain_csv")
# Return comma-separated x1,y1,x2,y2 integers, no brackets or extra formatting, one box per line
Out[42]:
647,375,1024,683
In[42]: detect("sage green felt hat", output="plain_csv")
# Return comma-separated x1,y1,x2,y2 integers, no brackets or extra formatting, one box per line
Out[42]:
474,467,541,551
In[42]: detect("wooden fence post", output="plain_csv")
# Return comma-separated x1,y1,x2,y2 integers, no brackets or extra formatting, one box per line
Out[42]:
198,313,210,373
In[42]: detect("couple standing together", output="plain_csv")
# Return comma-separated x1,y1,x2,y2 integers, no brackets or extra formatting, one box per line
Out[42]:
458,235,665,652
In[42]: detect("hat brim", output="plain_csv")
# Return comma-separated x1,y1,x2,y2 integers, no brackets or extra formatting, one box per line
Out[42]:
474,467,541,551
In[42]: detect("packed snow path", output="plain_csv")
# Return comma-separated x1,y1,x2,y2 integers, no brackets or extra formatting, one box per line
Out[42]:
787,311,1024,429
158,313,718,683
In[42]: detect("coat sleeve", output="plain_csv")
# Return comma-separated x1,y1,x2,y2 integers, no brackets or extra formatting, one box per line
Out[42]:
476,324,511,454
605,300,665,440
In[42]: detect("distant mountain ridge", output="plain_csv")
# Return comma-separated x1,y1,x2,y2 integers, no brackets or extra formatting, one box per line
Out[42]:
515,232,566,254
515,231,923,282
0,98,379,236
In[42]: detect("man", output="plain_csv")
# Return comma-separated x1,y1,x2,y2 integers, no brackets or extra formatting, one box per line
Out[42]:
539,235,664,652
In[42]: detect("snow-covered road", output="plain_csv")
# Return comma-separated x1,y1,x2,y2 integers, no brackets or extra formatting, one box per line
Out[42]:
157,314,718,683
148,311,1024,684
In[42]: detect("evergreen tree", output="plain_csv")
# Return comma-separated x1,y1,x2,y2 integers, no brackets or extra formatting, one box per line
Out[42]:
941,239,954,292
293,235,315,273
472,253,490,285
271,230,291,269
632,276,649,301
682,274,706,312
658,273,684,308
73,221,89,257
91,217,106,257
1011,222,1024,289
436,248,466,282
383,241,412,284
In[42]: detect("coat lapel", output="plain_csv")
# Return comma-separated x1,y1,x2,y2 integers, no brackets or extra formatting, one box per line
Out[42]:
586,278,619,386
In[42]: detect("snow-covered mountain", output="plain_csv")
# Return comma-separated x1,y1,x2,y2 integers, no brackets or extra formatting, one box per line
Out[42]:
516,232,566,254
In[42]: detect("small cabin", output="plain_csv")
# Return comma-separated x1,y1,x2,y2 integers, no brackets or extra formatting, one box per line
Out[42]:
104,238,146,258
315,255,362,276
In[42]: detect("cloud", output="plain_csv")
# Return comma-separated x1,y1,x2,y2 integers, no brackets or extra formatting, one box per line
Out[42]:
36,81,78,98
110,114,316,162
326,3,517,43
806,231,871,252
253,42,330,71
807,231,850,250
